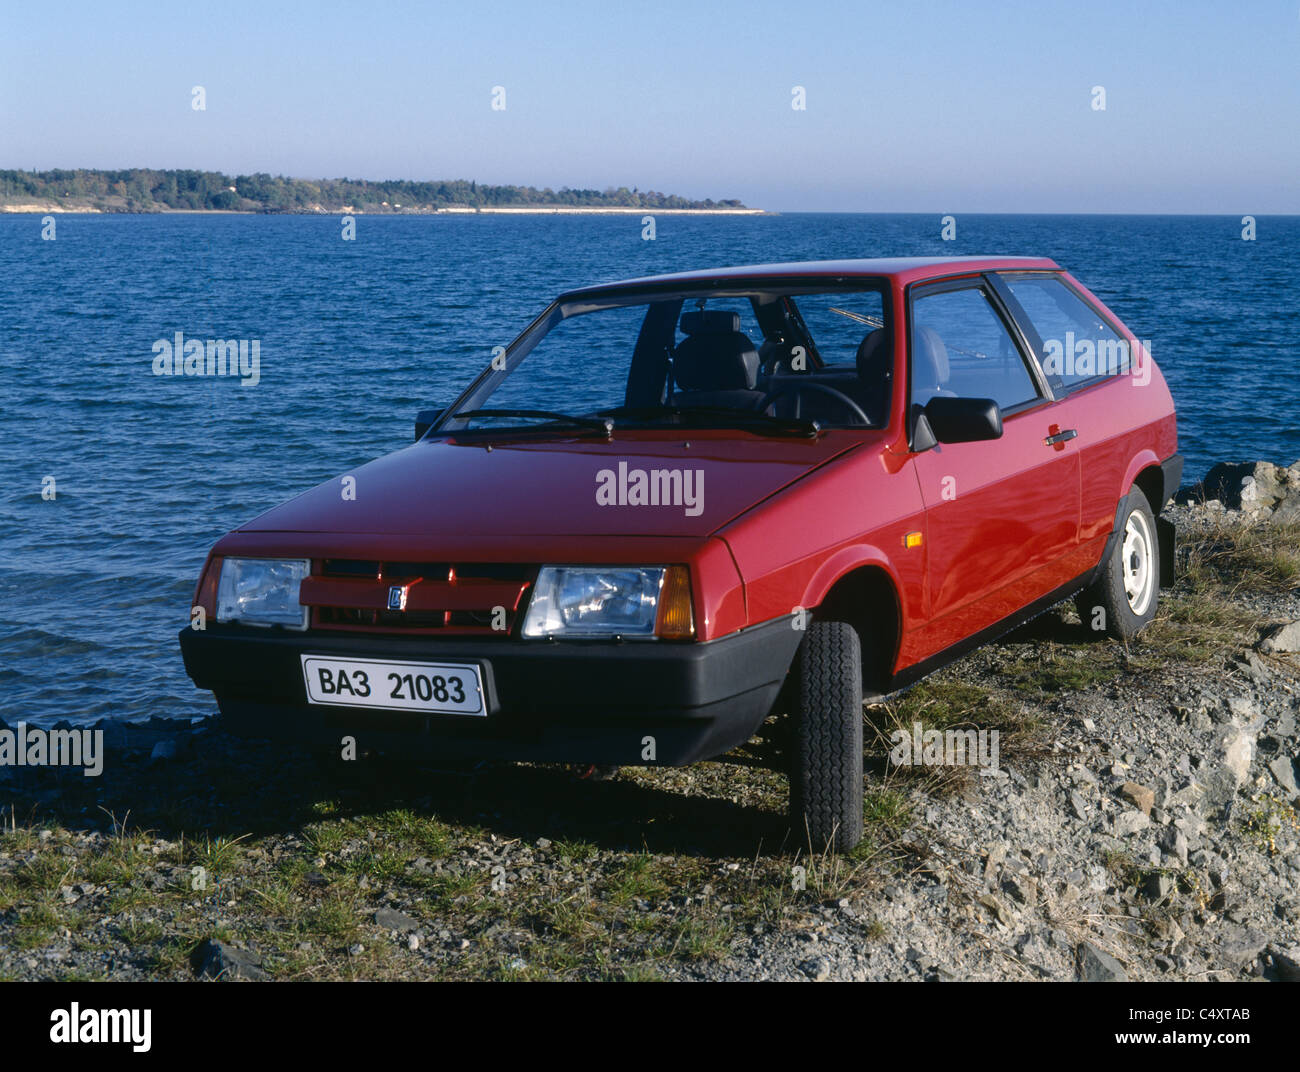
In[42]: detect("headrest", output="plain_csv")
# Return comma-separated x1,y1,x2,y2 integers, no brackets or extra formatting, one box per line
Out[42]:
912,325,950,388
680,310,741,335
856,329,891,380
674,331,760,392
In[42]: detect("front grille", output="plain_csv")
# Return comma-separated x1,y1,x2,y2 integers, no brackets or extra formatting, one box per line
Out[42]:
303,560,535,635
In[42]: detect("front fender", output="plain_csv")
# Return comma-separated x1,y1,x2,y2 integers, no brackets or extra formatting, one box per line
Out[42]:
801,544,904,614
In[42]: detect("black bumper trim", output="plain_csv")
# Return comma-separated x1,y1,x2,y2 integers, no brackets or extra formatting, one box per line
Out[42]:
178,616,805,766
1160,453,1185,506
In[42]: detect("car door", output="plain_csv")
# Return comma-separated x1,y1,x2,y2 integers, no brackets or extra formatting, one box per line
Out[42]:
908,276,1082,661
994,270,1144,559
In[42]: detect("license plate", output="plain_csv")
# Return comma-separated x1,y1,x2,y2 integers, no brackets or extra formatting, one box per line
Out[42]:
300,655,486,716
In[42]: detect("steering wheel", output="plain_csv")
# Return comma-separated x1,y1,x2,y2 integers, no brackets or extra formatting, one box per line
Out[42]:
757,381,871,426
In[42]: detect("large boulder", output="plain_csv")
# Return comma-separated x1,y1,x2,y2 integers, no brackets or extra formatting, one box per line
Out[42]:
1193,460,1300,518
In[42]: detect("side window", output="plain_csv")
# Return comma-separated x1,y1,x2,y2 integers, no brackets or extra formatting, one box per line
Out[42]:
909,286,1041,411
1003,274,1129,389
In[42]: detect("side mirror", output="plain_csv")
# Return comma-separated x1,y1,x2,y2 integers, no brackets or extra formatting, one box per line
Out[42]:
923,397,1002,444
415,407,445,441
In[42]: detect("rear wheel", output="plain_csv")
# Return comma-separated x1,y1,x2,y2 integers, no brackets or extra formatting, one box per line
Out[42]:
1076,488,1160,640
789,620,864,852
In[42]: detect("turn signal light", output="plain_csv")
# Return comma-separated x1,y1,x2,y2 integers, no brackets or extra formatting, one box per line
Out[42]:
655,566,695,639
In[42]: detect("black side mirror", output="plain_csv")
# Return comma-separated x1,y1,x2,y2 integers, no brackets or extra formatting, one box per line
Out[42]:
923,397,1002,444
415,407,445,441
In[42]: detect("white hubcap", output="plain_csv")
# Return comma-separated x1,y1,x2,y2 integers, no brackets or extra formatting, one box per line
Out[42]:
1121,511,1154,616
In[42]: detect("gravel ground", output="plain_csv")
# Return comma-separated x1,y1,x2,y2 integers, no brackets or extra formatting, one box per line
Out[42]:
2,472,1298,982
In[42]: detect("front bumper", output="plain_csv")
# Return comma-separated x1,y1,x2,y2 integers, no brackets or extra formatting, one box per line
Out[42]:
178,616,803,765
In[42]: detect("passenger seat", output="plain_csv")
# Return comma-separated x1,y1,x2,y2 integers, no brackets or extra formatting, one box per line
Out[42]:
911,325,956,405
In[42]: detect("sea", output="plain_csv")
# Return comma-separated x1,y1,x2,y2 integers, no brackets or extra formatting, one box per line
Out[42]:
1,212,1296,726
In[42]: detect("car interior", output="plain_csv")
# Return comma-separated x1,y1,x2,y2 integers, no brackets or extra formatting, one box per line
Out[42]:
649,292,895,427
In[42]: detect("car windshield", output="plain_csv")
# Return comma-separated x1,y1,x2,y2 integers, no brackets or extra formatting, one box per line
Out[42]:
441,283,892,435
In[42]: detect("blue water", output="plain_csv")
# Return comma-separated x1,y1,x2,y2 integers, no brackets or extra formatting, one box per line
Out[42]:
1,212,1296,727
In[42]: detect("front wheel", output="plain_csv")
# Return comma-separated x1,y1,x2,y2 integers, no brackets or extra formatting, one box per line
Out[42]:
1076,489,1160,640
789,620,864,852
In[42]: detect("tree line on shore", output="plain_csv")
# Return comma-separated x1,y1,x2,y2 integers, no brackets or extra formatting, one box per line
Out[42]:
0,168,745,212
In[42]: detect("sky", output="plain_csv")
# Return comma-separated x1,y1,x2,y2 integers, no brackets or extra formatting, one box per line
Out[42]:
1,0,1297,212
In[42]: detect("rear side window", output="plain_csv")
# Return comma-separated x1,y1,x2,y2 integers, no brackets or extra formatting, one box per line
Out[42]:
909,286,1041,411
1003,275,1129,389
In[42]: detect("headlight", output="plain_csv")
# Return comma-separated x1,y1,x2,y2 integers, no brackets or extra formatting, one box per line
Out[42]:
521,566,694,639
216,558,310,629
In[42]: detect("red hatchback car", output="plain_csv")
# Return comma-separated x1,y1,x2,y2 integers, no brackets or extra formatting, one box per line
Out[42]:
180,257,1180,850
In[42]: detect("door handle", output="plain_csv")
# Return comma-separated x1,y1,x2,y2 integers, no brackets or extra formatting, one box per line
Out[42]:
1044,428,1078,446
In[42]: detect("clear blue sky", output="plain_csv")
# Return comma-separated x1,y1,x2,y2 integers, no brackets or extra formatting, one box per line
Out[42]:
2,0,1297,212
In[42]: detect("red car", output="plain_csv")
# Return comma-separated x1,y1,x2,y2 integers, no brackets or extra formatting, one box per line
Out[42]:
179,257,1180,850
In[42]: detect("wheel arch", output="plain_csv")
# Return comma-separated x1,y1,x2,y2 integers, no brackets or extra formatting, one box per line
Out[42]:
1120,450,1166,516
1095,453,1174,591
801,551,903,695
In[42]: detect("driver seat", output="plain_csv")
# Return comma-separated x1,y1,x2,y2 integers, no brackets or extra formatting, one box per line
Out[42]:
848,328,892,423
671,311,766,410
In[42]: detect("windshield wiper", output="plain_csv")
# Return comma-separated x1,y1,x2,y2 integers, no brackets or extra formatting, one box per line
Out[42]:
601,404,820,438
452,409,614,435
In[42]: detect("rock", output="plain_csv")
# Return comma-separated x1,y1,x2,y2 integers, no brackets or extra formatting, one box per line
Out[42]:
800,957,831,981
1234,651,1273,684
1068,791,1090,821
1200,461,1290,513
1143,873,1174,900
1218,927,1267,972
1113,810,1150,837
348,943,365,956
1220,729,1255,786
1193,767,1239,816
374,907,420,934
192,939,269,981
1269,756,1299,798
977,893,1011,926
1120,782,1155,816
983,843,1007,884
1159,826,1189,866
407,934,420,951
1077,941,1128,982
149,740,177,762
1223,696,1258,725
1261,621,1300,654
1271,946,1300,982
1003,874,1038,906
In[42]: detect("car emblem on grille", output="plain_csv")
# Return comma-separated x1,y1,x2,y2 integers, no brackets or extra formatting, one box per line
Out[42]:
387,584,408,611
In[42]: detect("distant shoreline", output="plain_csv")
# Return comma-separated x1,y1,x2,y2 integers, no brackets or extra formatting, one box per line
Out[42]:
0,203,769,216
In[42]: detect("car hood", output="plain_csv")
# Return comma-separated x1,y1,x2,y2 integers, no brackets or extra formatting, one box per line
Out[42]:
237,431,865,541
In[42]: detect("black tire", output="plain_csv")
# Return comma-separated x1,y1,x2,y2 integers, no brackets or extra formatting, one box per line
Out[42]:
789,620,864,852
1076,488,1160,640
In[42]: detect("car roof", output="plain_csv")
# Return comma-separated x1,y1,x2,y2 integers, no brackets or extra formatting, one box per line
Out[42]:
558,256,1062,300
